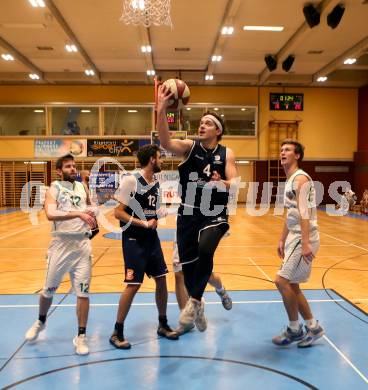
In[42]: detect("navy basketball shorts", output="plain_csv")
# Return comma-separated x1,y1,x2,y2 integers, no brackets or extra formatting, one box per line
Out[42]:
122,232,168,284
176,213,229,265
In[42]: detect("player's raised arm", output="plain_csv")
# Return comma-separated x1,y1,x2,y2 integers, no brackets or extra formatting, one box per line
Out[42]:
156,83,193,157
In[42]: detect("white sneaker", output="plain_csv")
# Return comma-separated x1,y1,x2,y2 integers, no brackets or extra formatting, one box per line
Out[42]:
73,334,89,355
179,298,196,326
25,320,45,342
193,298,207,332
175,322,195,336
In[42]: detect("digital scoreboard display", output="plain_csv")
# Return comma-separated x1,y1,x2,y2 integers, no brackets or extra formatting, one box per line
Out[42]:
166,111,176,124
270,93,304,111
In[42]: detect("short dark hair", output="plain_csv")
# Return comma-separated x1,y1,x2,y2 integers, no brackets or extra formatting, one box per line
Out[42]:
281,139,305,162
56,154,75,170
201,111,225,141
137,144,160,167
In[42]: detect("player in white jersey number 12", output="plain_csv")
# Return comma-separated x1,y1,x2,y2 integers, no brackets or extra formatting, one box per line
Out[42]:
25,154,97,355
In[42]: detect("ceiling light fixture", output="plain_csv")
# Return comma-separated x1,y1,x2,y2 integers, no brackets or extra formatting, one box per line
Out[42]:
146,70,155,76
65,44,77,52
29,0,45,7
211,55,222,62
128,110,138,113
221,26,234,35
1,54,14,61
344,58,357,65
29,73,40,80
243,26,284,31
205,74,214,81
141,45,152,53
317,76,328,82
131,0,145,10
81,109,91,113
33,109,44,113
84,69,95,76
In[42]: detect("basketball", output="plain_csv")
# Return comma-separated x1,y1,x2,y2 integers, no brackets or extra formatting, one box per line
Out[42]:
162,78,190,110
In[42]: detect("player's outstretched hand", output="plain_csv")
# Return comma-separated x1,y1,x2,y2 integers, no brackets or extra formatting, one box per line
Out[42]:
157,84,174,111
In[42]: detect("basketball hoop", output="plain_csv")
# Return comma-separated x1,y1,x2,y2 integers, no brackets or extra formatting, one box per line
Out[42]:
120,0,172,27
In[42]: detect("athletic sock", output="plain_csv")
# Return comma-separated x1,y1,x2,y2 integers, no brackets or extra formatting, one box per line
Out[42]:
216,286,225,294
305,318,317,329
289,321,300,332
78,327,86,336
38,314,47,324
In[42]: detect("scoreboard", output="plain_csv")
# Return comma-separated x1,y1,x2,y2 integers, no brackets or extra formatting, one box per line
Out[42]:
270,93,304,111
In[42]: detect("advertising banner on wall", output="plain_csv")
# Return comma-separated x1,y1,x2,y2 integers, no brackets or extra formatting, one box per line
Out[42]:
87,139,146,157
34,139,87,158
89,171,120,204
155,170,181,204
89,169,180,206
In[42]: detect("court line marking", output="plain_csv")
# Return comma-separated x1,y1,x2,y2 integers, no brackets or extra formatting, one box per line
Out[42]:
1,298,368,308
323,335,368,385
248,257,273,281
0,244,351,250
0,223,48,241
322,232,368,254
249,221,368,385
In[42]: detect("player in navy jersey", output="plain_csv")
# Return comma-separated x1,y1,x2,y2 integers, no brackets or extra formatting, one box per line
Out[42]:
156,84,238,332
110,144,179,349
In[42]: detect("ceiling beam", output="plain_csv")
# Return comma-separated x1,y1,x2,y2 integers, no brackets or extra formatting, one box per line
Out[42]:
313,35,368,83
44,0,101,83
138,26,155,84
0,35,46,83
205,0,243,80
258,0,337,85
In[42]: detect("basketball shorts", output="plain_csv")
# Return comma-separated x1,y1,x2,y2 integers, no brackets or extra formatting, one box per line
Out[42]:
277,230,320,283
176,213,229,265
42,237,92,298
172,233,182,273
122,232,168,284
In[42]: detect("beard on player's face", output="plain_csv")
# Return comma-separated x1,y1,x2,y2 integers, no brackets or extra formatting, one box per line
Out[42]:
153,161,161,173
61,169,76,183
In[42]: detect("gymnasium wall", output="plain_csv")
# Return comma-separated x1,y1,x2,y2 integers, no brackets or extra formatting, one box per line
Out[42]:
354,85,368,198
0,85,358,161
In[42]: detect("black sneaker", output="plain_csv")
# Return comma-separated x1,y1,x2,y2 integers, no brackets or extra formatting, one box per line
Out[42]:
157,323,179,340
109,330,131,349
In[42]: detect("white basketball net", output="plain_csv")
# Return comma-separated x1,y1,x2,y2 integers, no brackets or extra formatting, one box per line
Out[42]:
120,0,172,27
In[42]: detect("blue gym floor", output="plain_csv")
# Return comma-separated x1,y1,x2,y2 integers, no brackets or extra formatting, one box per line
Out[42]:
0,289,367,389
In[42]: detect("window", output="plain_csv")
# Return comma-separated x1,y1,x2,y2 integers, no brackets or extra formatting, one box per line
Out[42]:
0,107,46,136
104,106,153,136
182,106,257,136
51,107,99,135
